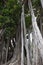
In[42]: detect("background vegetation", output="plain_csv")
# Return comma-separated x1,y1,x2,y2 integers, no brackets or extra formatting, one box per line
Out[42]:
0,0,42,37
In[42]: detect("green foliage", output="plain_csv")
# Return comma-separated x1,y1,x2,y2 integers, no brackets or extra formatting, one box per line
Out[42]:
32,0,41,17
25,15,31,28
24,4,29,14
32,0,41,8
0,0,22,37
0,0,41,37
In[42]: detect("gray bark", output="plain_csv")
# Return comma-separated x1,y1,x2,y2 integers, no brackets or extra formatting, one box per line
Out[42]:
28,0,43,64
40,0,43,8
5,37,9,64
22,4,31,65
21,5,24,65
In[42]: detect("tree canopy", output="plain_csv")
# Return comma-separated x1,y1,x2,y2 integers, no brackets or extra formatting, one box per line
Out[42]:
0,0,42,37
0,0,22,37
